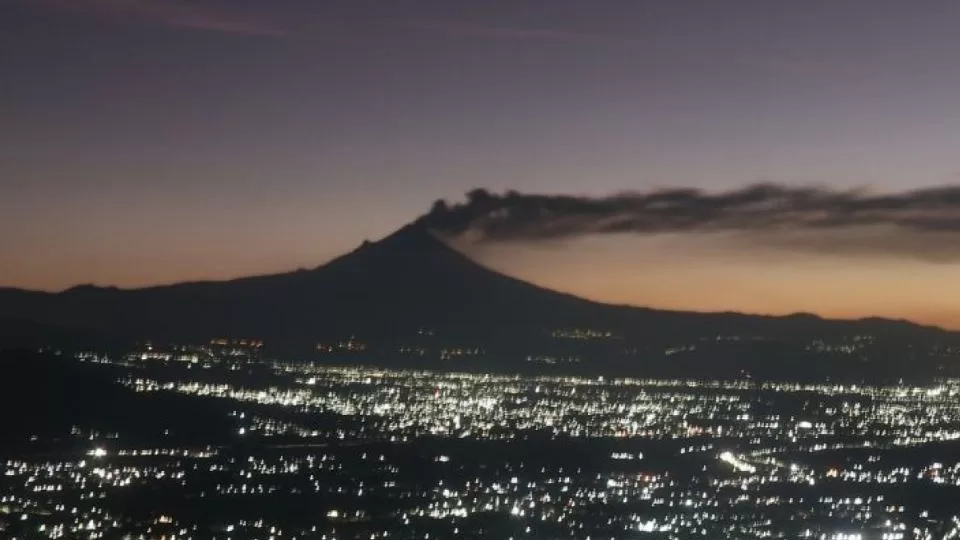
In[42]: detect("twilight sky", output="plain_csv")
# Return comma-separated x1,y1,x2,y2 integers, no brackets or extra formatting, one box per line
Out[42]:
3,1,960,327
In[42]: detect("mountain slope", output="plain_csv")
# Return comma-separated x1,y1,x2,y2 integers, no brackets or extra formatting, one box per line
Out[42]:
0,223,950,359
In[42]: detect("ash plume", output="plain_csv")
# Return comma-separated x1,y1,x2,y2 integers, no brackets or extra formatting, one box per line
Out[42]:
419,185,960,261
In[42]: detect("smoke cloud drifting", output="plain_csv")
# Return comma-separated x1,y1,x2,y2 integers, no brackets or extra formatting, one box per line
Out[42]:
419,184,960,261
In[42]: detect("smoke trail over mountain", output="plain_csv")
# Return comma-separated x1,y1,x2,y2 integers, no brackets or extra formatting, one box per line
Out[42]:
420,185,960,261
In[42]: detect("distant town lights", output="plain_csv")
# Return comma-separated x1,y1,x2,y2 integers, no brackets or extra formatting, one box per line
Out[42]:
88,447,108,458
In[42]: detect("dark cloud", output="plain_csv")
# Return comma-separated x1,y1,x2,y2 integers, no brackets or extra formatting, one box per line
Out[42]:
419,185,960,261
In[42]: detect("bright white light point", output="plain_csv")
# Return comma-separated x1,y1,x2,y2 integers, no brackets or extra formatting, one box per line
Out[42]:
238,428,246,435
89,447,107,458
719,451,756,473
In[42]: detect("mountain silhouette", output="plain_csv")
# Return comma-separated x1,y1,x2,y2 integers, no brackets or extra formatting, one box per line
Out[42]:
2,224,613,346
0,222,953,378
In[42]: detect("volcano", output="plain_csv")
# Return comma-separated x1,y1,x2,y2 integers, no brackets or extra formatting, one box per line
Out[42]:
0,222,952,377
0,224,608,348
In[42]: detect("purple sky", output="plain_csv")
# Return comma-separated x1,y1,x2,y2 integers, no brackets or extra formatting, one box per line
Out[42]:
4,1,960,326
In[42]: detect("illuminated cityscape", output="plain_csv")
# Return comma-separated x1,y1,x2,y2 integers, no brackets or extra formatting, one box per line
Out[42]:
3,347,960,539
